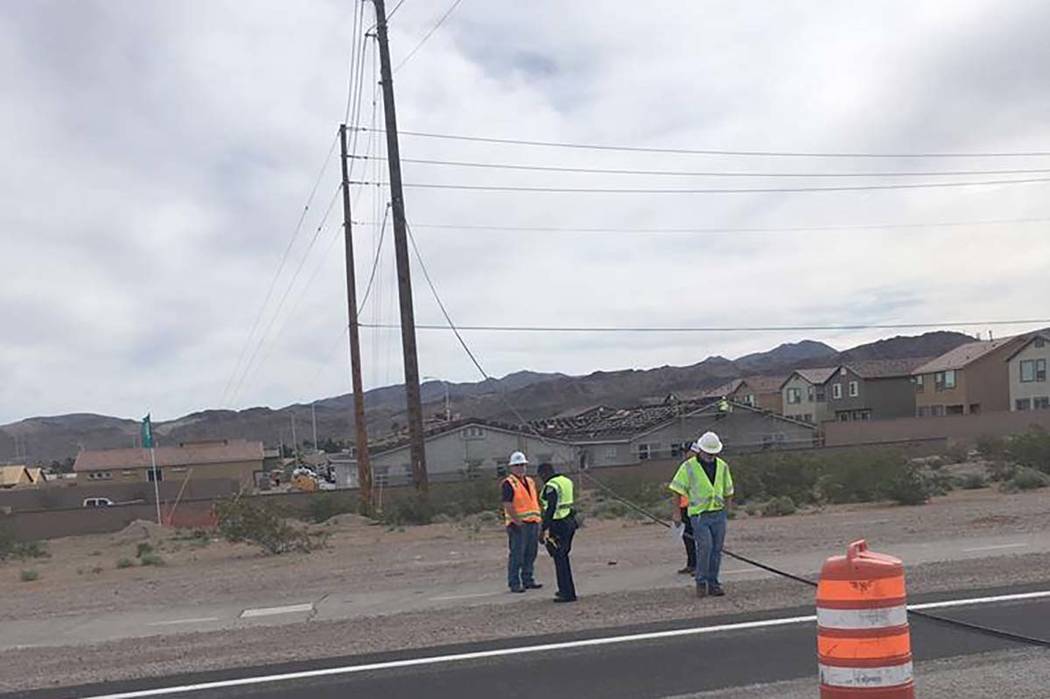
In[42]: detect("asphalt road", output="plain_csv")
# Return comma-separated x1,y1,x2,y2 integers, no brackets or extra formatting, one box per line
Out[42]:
8,585,1049,699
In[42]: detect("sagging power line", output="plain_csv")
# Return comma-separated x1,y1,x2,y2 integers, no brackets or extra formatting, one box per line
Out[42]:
350,126,1050,159
349,154,1050,179
350,176,1050,194
360,318,1050,333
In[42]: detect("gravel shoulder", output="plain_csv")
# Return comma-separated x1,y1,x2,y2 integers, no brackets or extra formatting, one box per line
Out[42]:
3,488,1048,623
2,552,1049,694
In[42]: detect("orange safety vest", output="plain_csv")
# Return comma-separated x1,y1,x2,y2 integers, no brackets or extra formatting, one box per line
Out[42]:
503,475,542,525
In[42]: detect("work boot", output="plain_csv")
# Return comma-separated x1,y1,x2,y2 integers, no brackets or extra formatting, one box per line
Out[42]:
525,582,544,590
678,567,695,575
709,584,725,597
510,586,526,594
695,581,708,598
553,595,577,603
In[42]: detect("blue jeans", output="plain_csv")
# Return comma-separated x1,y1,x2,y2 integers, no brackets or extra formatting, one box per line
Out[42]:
691,510,727,587
507,521,539,589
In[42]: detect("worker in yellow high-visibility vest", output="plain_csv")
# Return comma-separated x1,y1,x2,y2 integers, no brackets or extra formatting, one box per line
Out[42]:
538,462,577,603
670,431,735,598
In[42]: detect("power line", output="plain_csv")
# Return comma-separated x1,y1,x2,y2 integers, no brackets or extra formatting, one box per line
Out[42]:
351,216,1050,236
227,185,343,405
360,319,1050,333
387,0,408,20
393,0,464,72
219,134,339,407
358,203,391,312
349,154,1050,179
351,126,1050,159
350,176,1050,194
342,0,365,124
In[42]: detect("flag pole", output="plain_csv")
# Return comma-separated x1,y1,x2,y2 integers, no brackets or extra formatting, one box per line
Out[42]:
150,445,161,525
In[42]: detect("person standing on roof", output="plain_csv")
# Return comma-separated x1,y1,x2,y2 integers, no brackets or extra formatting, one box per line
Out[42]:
502,451,543,594
538,462,577,603
670,431,735,598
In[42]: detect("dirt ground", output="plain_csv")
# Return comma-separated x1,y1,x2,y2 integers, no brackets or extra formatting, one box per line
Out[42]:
3,486,1049,623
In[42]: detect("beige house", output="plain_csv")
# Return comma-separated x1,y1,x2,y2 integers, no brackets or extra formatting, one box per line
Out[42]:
704,376,786,414
912,338,1023,416
73,439,265,490
1006,332,1050,412
781,368,838,424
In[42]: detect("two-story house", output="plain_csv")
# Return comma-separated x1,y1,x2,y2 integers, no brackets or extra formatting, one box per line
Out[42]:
824,359,930,422
781,368,837,424
912,337,1024,416
1006,332,1050,411
702,376,786,414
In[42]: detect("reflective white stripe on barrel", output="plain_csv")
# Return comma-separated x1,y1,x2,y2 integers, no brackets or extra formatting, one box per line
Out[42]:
816,604,908,630
820,661,913,688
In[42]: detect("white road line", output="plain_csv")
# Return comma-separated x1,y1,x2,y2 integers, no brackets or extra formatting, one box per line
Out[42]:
430,592,502,601
146,617,220,627
962,543,1029,553
908,589,1050,612
239,603,313,619
83,589,1050,699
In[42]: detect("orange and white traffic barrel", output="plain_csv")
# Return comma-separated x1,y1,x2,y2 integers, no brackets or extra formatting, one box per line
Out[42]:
817,539,914,698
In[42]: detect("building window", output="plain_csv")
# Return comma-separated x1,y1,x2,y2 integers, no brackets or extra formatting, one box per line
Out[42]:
373,465,389,487
803,414,813,423
838,413,850,422
637,444,653,461
856,410,871,421
932,405,946,417
787,388,802,405
946,405,964,416
934,371,957,391
970,404,981,415
807,386,815,402
914,375,924,393
917,406,930,417
147,468,162,483
1036,338,1046,349
1035,397,1050,410
744,394,755,406
1016,398,1032,411
832,384,843,400
815,388,826,402
848,381,859,397
463,426,485,440
1021,359,1047,383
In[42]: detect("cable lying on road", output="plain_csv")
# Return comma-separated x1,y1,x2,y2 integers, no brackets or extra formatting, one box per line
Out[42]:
579,470,1050,649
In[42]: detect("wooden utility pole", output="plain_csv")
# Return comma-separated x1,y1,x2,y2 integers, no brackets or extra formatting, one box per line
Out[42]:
339,123,374,511
372,0,428,492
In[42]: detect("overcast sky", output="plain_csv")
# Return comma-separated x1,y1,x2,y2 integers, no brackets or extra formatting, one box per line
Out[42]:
2,0,1050,425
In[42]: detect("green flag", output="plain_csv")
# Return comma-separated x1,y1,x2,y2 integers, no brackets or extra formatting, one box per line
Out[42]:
141,414,154,449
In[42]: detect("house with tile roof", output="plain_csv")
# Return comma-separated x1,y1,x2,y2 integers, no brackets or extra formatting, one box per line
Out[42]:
780,367,839,424
1005,332,1050,412
823,358,933,423
73,439,265,490
912,337,1026,417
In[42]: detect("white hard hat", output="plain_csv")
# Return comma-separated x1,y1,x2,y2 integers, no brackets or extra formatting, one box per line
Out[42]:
693,431,723,455
508,451,528,467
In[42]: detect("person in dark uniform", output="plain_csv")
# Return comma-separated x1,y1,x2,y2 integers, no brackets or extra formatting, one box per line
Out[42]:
537,462,577,603
676,442,699,574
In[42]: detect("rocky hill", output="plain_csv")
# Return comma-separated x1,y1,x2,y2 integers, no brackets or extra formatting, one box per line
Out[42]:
0,331,974,463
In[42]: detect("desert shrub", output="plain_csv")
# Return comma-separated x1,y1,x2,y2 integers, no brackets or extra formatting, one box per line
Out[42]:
975,435,1006,458
20,569,39,582
761,496,797,517
305,492,360,524
1005,428,1050,474
958,473,988,490
942,443,970,464
379,494,435,526
215,497,323,555
116,557,134,569
1001,467,1049,493
879,462,930,505
136,542,154,558
139,553,165,567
